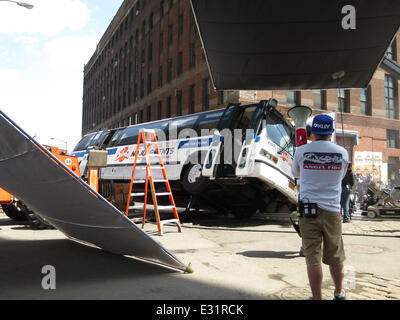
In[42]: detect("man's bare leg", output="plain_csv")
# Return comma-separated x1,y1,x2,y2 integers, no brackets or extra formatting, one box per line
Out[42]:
307,264,323,300
329,264,344,293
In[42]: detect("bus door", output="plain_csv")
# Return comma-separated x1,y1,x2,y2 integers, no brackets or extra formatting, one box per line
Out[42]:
202,103,261,179
201,105,237,179
236,99,278,176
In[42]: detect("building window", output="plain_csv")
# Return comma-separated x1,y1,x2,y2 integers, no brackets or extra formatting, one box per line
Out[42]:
147,73,152,94
148,41,153,61
167,96,172,117
159,32,164,53
219,90,228,105
141,48,145,64
385,74,399,119
157,101,162,119
142,20,146,40
286,91,301,106
134,82,138,101
147,105,151,122
387,129,399,148
177,51,183,76
386,38,397,61
176,90,182,116
203,78,210,110
160,0,164,18
178,14,184,39
167,58,173,82
158,65,163,87
313,90,326,110
123,91,126,109
168,24,173,46
338,89,350,112
189,42,196,69
149,12,154,31
140,109,144,123
360,86,372,115
140,78,144,98
189,85,195,113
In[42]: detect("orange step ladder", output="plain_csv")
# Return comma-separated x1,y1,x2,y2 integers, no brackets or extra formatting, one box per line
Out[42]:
125,129,182,236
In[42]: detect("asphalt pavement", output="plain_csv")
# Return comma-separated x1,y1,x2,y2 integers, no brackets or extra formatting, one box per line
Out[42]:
0,209,399,300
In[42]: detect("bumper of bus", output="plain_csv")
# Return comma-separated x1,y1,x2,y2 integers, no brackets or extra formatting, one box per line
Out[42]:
250,158,298,204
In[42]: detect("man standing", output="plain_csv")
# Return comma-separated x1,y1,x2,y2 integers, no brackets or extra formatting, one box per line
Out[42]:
291,114,348,300
341,164,355,223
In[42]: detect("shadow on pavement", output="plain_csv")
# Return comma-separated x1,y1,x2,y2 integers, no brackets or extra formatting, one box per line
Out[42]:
181,210,292,229
237,250,300,259
0,219,29,227
0,236,266,300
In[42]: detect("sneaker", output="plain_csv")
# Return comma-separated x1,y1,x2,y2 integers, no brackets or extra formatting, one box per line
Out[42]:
334,290,347,300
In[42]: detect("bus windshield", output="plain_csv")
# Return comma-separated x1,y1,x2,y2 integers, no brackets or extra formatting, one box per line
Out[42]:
266,112,295,156
73,132,96,151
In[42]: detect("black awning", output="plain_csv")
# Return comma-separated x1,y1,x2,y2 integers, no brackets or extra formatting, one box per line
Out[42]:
190,0,400,90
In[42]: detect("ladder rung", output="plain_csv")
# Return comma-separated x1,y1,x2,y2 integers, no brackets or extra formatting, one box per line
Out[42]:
135,166,164,170
132,179,167,183
155,192,172,196
131,192,171,197
160,219,181,225
131,192,145,196
128,205,144,210
157,205,175,210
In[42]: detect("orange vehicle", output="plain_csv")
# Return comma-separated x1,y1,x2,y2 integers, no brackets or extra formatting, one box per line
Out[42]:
43,145,81,176
0,146,80,228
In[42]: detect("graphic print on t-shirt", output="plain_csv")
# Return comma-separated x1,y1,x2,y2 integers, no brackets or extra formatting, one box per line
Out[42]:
303,152,343,170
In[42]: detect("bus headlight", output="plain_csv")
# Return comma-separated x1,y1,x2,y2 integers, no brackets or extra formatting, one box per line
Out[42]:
260,149,278,164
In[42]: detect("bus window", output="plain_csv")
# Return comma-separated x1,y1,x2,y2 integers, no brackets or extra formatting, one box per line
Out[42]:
113,120,169,146
100,130,117,148
73,132,96,151
142,120,169,141
233,106,258,131
218,105,237,130
89,131,106,148
266,113,295,156
107,128,126,147
197,110,224,134
169,115,199,137
114,126,140,147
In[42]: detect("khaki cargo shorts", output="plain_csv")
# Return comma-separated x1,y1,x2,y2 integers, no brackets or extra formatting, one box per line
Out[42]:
299,208,346,266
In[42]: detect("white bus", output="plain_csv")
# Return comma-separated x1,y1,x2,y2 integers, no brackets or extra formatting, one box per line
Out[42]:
72,99,298,217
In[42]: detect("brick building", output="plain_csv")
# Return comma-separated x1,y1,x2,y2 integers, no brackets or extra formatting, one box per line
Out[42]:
82,0,400,186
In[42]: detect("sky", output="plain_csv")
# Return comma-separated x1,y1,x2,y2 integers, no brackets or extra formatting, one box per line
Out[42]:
0,0,124,152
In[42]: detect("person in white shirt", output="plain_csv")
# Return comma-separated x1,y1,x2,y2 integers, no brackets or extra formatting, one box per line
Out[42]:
291,114,348,300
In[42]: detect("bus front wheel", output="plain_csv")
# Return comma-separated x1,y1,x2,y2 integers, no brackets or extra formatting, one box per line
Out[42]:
182,164,210,195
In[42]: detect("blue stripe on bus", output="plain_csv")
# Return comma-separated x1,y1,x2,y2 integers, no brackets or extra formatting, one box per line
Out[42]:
71,151,87,158
178,138,212,149
73,147,118,158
